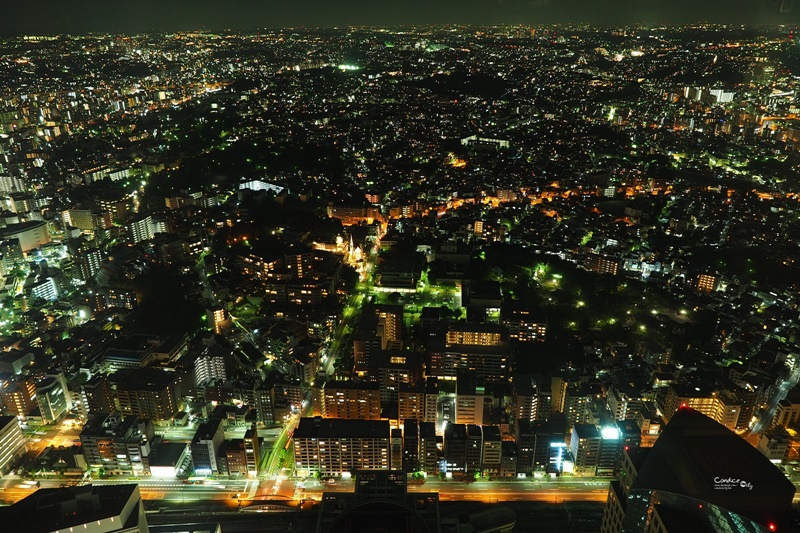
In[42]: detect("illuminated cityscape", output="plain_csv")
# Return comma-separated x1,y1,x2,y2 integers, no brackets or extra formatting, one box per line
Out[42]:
1,14,800,533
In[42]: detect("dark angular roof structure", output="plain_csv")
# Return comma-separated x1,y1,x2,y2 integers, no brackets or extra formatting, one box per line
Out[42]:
631,406,795,527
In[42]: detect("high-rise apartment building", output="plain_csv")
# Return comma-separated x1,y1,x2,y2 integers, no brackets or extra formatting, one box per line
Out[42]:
74,248,104,281
293,417,390,477
398,382,426,422
513,377,541,423
481,425,502,476
0,379,36,420
80,412,153,476
194,348,228,386
80,375,116,417
114,368,180,423
321,381,381,420
427,323,509,381
662,385,742,431
0,416,26,476
128,215,154,244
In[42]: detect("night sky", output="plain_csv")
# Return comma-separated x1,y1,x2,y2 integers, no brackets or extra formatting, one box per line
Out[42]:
0,0,798,35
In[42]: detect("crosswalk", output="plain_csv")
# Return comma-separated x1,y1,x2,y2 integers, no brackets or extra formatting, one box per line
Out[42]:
244,479,259,499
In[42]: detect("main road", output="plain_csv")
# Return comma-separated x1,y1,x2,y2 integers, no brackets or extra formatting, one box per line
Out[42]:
321,232,381,377
296,477,610,503
0,474,609,505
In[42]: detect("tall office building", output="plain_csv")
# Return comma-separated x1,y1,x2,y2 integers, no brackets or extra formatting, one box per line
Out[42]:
243,423,261,477
35,373,72,424
695,272,719,293
314,471,451,533
443,423,467,474
516,418,568,475
550,375,568,415
391,428,403,470
419,421,439,475
455,372,486,425
587,254,620,276
352,304,403,372
465,424,483,474
502,305,547,343
0,238,23,272
63,208,109,232
601,407,796,533
403,419,420,472
570,424,601,476
191,418,225,475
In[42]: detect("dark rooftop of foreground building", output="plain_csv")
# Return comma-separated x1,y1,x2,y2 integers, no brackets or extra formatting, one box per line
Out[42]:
613,406,796,532
0,484,147,533
632,406,795,522
317,470,516,533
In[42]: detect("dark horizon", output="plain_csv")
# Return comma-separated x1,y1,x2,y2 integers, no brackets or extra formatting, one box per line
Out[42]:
0,0,798,36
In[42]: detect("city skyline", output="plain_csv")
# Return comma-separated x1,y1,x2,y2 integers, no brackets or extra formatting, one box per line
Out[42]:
0,1,797,35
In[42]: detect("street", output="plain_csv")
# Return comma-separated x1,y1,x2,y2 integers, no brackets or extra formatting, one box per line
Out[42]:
321,233,381,376
292,477,610,503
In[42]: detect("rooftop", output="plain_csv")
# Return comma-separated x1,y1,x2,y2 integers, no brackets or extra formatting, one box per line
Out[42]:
294,417,390,440
0,484,143,533
113,367,177,392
